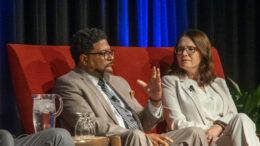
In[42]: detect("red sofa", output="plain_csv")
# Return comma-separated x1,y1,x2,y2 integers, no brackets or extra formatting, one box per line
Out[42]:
7,44,224,134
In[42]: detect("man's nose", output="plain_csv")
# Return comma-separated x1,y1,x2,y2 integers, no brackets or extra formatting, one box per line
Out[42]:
107,53,114,60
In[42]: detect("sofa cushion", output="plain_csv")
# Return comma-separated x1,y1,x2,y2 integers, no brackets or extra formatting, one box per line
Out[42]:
7,44,75,133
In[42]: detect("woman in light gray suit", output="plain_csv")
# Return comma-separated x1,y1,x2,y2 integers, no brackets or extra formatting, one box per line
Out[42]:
162,29,260,146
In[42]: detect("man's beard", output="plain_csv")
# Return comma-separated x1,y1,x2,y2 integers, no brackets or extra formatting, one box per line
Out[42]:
95,62,114,81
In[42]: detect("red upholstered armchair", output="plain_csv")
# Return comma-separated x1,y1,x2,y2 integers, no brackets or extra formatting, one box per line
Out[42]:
7,44,224,134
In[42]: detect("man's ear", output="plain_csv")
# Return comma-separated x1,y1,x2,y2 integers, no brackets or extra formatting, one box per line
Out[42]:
79,54,87,65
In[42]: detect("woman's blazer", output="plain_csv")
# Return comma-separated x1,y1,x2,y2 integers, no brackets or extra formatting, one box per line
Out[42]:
162,75,238,131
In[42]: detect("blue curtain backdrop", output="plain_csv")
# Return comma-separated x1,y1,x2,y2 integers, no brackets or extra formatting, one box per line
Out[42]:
118,0,188,47
0,0,188,134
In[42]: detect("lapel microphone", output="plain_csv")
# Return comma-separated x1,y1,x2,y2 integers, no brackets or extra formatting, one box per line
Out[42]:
189,85,195,92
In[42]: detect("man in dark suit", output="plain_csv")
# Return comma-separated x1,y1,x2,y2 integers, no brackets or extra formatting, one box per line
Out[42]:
53,28,208,146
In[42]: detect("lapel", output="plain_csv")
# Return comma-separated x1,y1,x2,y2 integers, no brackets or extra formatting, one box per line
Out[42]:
180,76,207,124
107,77,144,131
107,78,136,111
73,68,119,124
210,80,227,114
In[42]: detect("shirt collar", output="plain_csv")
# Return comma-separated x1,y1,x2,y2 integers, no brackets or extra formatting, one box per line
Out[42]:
75,67,100,86
86,72,100,86
179,74,189,82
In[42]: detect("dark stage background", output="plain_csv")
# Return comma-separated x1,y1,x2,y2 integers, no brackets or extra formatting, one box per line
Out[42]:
0,0,259,135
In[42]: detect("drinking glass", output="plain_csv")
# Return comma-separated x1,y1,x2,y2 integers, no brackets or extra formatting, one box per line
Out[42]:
74,112,95,141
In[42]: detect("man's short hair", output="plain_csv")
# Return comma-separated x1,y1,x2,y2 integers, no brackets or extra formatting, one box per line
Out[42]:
70,28,107,62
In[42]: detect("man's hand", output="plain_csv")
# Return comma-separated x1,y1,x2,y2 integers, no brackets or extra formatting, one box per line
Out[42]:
146,133,173,146
137,66,162,106
205,124,223,146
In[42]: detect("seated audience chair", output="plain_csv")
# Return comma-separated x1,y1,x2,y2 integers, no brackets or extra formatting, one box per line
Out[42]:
7,44,224,135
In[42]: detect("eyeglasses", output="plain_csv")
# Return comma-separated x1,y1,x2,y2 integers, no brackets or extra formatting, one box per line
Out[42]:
175,46,197,55
85,49,115,60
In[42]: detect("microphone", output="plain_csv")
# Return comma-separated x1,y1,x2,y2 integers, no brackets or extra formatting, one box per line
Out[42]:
189,85,195,92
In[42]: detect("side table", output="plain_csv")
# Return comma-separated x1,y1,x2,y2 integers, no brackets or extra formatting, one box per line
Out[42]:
73,136,109,146
72,136,121,146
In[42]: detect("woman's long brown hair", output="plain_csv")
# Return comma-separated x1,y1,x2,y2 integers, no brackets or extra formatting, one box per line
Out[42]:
168,29,216,86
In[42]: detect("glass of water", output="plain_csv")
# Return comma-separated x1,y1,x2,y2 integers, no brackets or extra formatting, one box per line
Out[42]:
74,112,95,141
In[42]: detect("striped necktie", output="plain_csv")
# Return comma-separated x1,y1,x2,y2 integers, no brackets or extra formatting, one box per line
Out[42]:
98,79,139,130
